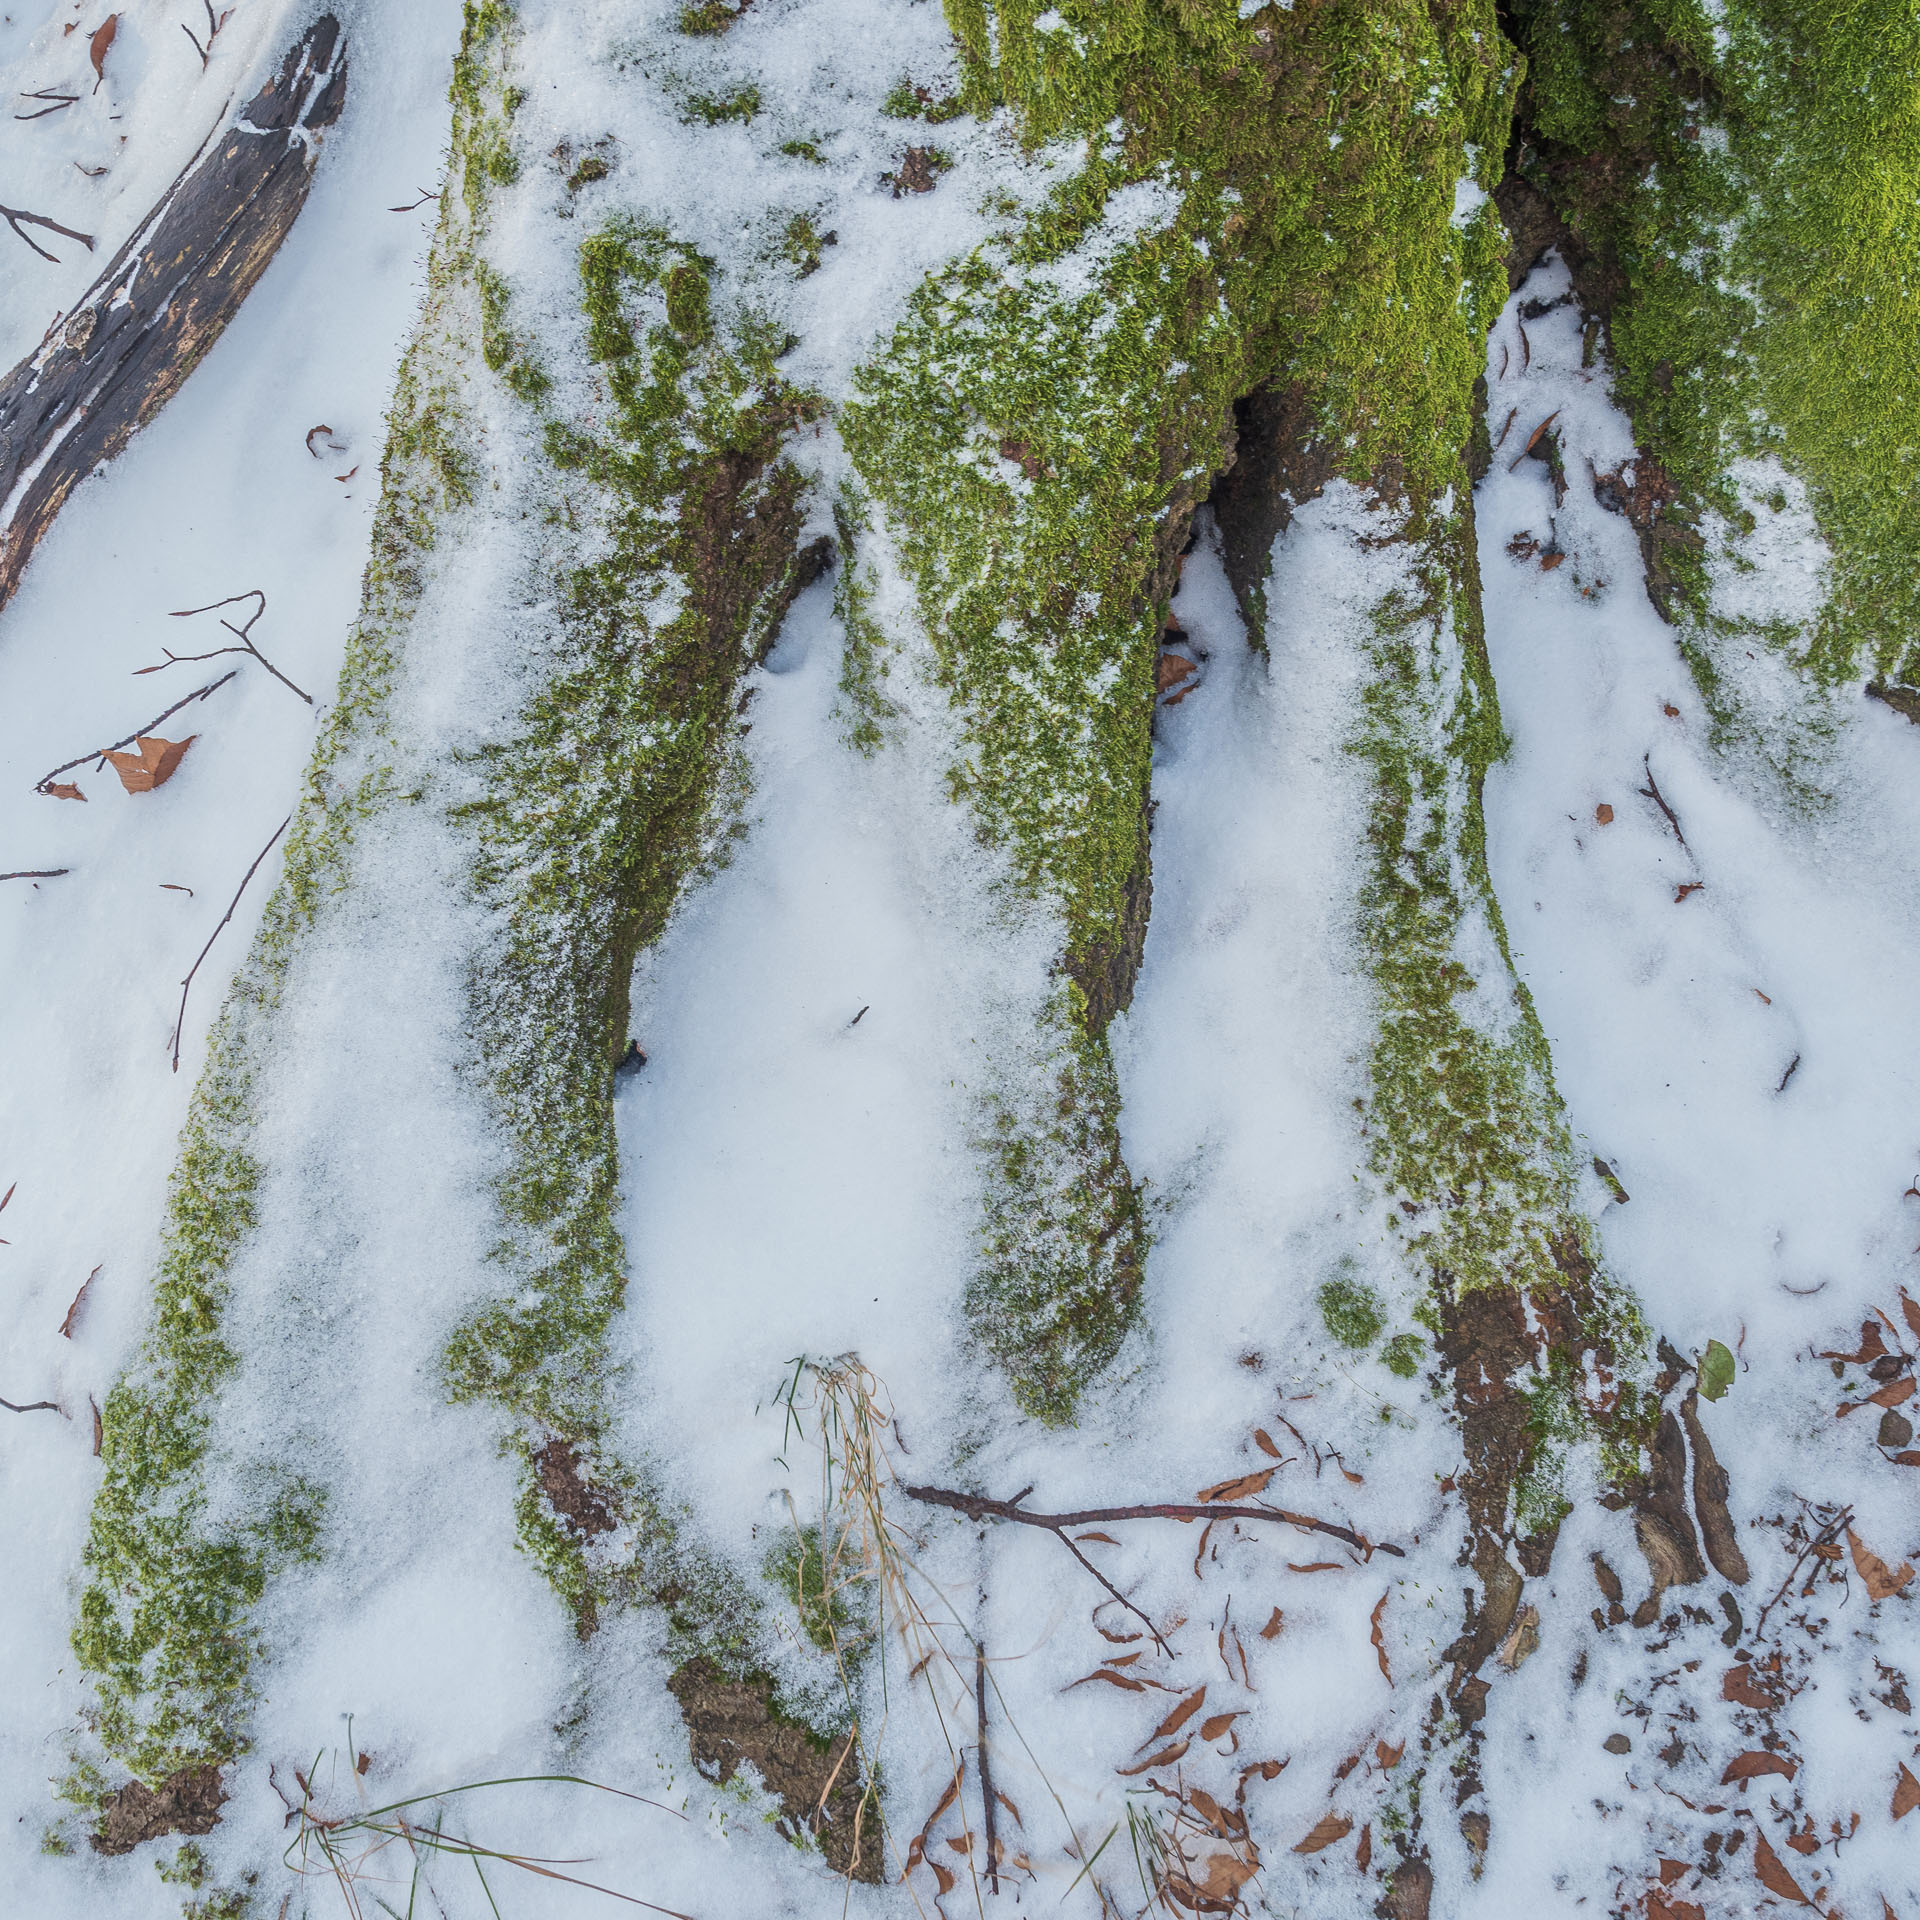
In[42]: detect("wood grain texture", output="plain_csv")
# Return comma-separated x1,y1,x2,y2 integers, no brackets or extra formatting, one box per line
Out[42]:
0,16,347,616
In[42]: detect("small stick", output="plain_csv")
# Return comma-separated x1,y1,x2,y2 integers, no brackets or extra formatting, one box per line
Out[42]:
1637,754,1689,850
1752,1506,1849,1641
1,201,95,262
162,591,312,704
15,89,81,121
170,815,291,1071
388,188,440,213
0,869,70,881
35,670,238,793
1776,1052,1801,1095
976,1642,999,1895
1491,406,1518,451
1,1393,62,1414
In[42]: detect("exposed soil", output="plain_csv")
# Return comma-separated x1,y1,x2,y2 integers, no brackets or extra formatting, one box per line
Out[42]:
91,1764,226,1856
667,1657,879,1882
534,1436,615,1536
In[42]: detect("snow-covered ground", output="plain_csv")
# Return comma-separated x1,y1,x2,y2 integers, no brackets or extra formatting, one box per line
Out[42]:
1,8,1915,1920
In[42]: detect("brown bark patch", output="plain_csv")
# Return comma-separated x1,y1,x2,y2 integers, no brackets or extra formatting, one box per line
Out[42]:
91,1764,226,1856
1680,1395,1750,1585
667,1658,877,1881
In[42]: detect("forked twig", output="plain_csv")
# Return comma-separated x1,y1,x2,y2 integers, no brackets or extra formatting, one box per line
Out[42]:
1752,1505,1851,1641
901,1483,1400,1656
181,1,231,71
15,89,80,121
170,815,290,1071
388,187,440,212
34,671,238,794
161,591,312,703
1,200,95,262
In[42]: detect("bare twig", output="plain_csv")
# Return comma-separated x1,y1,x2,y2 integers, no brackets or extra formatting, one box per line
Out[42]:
34,671,238,793
388,188,440,212
0,869,69,881
1638,754,1689,851
1752,1506,1850,1641
15,89,80,121
976,1641,999,1894
1,201,95,262
900,1483,1399,1655
2,1393,62,1414
162,591,312,703
170,815,290,1071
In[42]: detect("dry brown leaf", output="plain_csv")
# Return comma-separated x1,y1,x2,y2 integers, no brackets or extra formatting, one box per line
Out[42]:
1117,1738,1191,1777
1188,1787,1232,1837
1199,1851,1258,1900
0,1183,11,1213
1848,1527,1916,1601
1065,1668,1147,1692
1893,1450,1920,1467
1293,1813,1352,1855
1141,1686,1208,1748
59,1265,98,1339
45,781,86,802
1239,1758,1286,1787
1259,1607,1284,1640
902,1767,962,1878
1657,1859,1688,1887
1356,1823,1372,1874
1287,1560,1342,1573
1893,1762,1920,1820
1075,1530,1120,1545
1370,1593,1393,1685
1902,1290,1920,1342
995,1788,1023,1826
1198,1467,1275,1503
1753,987,1772,1004
1339,1463,1365,1485
1595,802,1615,824
1157,654,1198,694
1674,881,1705,902
1523,409,1561,455
1752,1830,1811,1904
1785,1827,1819,1857
1722,1664,1777,1710
1868,1376,1916,1409
89,14,116,88
945,1833,970,1855
1253,1428,1282,1459
1096,1624,1142,1644
1199,1712,1241,1742
1648,1897,1705,1920
930,1861,956,1896
1376,1739,1405,1770
104,734,195,794
1722,1750,1797,1785
1822,1321,1889,1364
1103,1650,1144,1667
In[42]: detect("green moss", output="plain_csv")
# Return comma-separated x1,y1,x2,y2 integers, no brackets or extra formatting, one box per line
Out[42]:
1320,1271,1387,1350
1382,1332,1425,1379
778,211,835,279
1509,0,1920,694
685,83,761,127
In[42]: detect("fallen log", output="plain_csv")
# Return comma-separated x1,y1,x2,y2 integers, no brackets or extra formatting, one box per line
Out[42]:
0,16,347,618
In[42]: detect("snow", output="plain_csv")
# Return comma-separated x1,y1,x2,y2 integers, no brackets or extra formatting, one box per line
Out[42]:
0,2,1914,1914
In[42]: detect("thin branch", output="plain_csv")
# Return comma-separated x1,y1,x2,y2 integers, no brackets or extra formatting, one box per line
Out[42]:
388,188,440,212
1,201,95,262
975,1642,999,1895
15,89,80,121
900,1483,1399,1657
170,815,290,1071
35,671,238,793
0,869,69,881
1638,754,1689,851
1752,1505,1850,1642
2,1393,62,1414
165,590,312,703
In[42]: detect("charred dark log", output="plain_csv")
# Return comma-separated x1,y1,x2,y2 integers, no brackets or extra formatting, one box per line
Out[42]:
0,17,347,617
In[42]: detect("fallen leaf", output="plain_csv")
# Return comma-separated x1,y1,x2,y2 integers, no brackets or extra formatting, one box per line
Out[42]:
1894,1762,1920,1820
1722,1664,1777,1710
1903,1290,1920,1342
103,734,195,794
59,1265,98,1338
1075,1530,1120,1545
1722,1750,1797,1785
1675,881,1705,902
1198,1468,1274,1503
1356,1823,1372,1873
1253,1428,1282,1458
1239,1759,1286,1787
1648,1897,1705,1920
1259,1607,1284,1640
1540,551,1566,572
1200,1712,1241,1742
931,1861,956,1895
1157,654,1198,695
45,782,87,802
1847,1527,1916,1601
1116,1738,1190,1777
1187,1787,1233,1837
946,1833,971,1854
1595,802,1615,824
1785,1830,1819,1857
1140,1687,1207,1748
1198,1852,1258,1900
89,14,117,89
1752,1829,1811,1904
1663,702,1681,717
1370,1593,1393,1685
995,1789,1023,1826
1287,1561,1342,1574
1754,988,1772,1005
1065,1668,1146,1692
1821,1321,1888,1365
1893,1450,1920,1467
1376,1739,1405,1770
1699,1339,1736,1401
1523,409,1561,455
1096,1625,1142,1645
1658,1860,1688,1887
0,1183,11,1213
1867,1376,1915,1409
1293,1813,1353,1855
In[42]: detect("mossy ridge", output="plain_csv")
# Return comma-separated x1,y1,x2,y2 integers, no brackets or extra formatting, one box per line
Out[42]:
1508,0,1920,697
67,5,511,1796
843,0,1515,1421
443,200,827,1638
